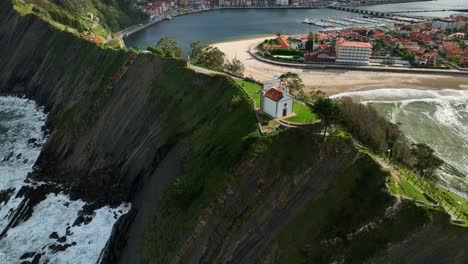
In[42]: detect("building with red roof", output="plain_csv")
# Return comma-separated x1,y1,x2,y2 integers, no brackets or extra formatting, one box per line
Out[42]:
398,39,420,51
264,88,284,102
260,79,293,119
415,52,437,66
439,41,462,56
276,36,291,49
409,32,433,43
304,44,336,63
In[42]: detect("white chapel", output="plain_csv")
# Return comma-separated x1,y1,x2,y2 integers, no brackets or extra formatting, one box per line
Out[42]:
260,79,293,119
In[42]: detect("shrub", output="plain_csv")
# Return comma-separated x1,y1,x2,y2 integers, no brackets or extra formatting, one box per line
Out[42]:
167,177,203,210
147,46,164,56
47,9,83,31
339,98,413,165
231,95,243,108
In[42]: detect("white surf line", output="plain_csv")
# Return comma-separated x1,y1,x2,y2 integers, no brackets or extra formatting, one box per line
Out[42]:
0,96,130,264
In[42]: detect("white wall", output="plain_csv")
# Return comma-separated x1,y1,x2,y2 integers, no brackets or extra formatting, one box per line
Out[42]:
263,97,278,118
262,80,281,91
276,97,293,118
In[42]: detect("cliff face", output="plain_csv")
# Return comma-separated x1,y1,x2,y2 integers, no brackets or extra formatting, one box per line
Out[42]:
1,0,245,205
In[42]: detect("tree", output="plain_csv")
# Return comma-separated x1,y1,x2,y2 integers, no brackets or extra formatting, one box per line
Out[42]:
280,72,304,96
147,45,164,56
411,143,444,180
310,96,341,141
305,33,314,51
188,41,225,71
189,41,205,63
165,49,175,58
224,58,245,77
156,37,183,58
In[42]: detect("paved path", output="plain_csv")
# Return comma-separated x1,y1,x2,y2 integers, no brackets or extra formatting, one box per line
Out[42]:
249,49,468,76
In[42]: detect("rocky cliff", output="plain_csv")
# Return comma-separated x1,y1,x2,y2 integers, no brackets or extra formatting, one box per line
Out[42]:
1,2,467,263
1,0,239,205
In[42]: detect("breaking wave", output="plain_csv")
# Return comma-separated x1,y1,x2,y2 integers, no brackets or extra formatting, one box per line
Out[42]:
0,96,129,263
333,89,468,198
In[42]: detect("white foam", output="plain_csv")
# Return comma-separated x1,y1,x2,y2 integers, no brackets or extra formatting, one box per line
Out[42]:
0,96,47,191
0,193,130,264
333,89,468,196
433,100,468,135
332,88,468,103
0,96,131,263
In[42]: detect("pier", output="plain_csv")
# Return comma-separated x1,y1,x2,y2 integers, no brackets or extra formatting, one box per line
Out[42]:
328,6,427,23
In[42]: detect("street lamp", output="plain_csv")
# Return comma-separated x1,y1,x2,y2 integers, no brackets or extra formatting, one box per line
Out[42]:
387,149,391,161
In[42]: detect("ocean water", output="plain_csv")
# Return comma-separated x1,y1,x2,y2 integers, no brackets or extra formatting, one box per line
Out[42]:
0,96,129,263
334,89,468,199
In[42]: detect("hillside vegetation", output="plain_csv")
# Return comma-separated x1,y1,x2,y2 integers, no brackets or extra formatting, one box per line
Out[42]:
12,0,145,40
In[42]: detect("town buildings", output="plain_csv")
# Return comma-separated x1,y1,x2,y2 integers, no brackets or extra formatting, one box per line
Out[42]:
335,38,372,65
275,0,289,5
260,80,293,119
438,41,462,56
431,18,457,32
304,45,336,62
414,51,437,66
262,35,291,50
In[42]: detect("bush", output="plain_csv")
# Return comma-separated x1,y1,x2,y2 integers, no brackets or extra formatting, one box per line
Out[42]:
47,9,83,31
147,46,164,56
156,37,183,58
224,58,245,77
231,95,243,108
339,98,413,165
167,177,203,210
189,41,225,71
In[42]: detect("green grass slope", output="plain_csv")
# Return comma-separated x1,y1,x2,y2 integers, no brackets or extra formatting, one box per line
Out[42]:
274,155,429,263
141,77,258,263
13,0,145,38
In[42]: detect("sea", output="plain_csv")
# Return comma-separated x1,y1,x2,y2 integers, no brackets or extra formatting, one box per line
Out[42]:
334,89,468,199
0,97,129,263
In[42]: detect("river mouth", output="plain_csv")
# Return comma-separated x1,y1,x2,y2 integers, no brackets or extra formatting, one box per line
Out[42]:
124,0,467,52
124,8,363,51
0,96,129,263
333,89,468,199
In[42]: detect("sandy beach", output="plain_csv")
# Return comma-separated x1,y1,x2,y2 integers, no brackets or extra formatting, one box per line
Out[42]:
213,36,468,95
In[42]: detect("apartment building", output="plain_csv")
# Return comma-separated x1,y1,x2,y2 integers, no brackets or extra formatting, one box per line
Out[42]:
431,18,457,32
335,38,372,65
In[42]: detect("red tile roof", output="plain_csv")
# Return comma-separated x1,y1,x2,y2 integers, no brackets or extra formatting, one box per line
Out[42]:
264,88,284,102
340,41,372,48
276,36,290,48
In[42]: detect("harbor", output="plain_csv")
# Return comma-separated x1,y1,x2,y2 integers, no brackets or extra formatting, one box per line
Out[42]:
301,15,409,32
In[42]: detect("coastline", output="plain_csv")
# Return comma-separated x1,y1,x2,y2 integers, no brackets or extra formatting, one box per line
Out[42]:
118,0,432,43
213,36,468,95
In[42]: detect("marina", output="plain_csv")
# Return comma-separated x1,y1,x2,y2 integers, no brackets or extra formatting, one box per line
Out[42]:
301,15,405,32
322,18,352,26
302,18,333,27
